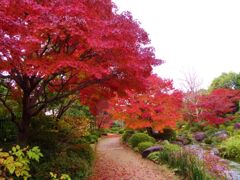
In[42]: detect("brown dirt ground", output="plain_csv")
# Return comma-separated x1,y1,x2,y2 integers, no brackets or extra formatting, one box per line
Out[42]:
89,135,179,180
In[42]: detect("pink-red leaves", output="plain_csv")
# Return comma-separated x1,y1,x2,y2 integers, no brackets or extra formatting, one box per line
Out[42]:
198,89,240,124
108,75,183,132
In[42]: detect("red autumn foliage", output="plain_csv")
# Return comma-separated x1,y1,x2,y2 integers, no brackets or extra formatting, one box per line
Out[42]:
96,111,112,129
109,75,183,132
197,88,240,124
0,0,161,140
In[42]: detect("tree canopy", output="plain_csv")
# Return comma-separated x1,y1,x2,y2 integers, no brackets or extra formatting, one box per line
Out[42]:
0,0,161,141
109,75,183,131
209,72,240,91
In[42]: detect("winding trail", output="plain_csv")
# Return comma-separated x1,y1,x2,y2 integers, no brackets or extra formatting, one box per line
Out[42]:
89,135,178,180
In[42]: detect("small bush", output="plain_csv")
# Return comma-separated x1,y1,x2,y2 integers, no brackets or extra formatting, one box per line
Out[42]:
137,141,154,153
90,130,101,138
147,145,214,179
66,143,94,165
0,145,43,179
204,138,213,144
220,135,240,162
33,153,90,179
79,135,98,144
163,142,181,153
118,129,125,134
153,128,176,141
128,133,155,148
121,130,134,143
110,127,121,133
147,151,161,164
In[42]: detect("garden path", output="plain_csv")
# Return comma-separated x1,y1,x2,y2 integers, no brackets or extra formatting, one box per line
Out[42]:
89,134,178,180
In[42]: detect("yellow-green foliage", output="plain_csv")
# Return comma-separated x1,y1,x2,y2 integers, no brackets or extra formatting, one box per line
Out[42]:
220,135,240,162
0,145,43,179
128,133,156,148
61,116,90,137
137,141,154,153
49,172,71,180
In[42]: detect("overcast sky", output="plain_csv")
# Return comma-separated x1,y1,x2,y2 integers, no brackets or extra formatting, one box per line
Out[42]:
113,0,240,89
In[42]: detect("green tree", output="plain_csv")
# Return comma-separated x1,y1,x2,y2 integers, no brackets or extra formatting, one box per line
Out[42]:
209,72,240,91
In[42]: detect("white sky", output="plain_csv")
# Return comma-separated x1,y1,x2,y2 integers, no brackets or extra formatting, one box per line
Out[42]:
113,0,240,89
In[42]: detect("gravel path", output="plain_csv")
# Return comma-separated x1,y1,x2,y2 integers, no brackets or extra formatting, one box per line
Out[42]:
89,135,178,180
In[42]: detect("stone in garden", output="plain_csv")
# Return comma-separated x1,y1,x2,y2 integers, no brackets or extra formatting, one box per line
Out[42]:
194,132,206,142
142,145,163,158
172,141,184,146
210,148,220,156
234,122,240,129
176,135,191,145
213,130,229,140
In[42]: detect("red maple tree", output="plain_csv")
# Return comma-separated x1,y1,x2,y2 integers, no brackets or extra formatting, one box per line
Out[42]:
197,88,240,125
0,0,161,142
109,75,183,132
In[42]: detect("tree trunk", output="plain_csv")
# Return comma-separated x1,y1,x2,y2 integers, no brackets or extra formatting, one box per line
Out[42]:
17,93,32,145
17,111,31,145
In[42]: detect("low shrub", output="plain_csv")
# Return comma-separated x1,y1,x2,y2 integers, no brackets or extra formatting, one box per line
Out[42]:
90,130,101,138
118,129,125,134
121,130,134,143
137,141,154,153
162,142,181,153
204,138,213,144
147,151,161,164
29,115,59,156
0,145,43,179
152,128,176,141
66,144,94,165
220,135,240,162
147,145,214,179
79,135,98,144
0,117,17,143
128,133,155,148
49,172,71,180
32,153,90,179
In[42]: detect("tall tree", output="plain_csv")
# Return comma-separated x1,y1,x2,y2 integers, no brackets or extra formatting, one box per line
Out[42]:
197,89,240,125
209,72,240,91
0,0,161,142
109,75,183,132
180,70,204,124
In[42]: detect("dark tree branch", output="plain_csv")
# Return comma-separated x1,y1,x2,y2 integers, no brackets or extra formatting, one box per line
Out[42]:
0,96,18,127
56,98,77,119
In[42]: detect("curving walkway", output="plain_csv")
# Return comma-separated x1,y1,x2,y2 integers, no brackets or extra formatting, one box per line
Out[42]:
89,135,178,180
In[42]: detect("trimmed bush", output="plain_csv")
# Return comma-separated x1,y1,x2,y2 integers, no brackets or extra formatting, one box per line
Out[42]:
128,133,155,148
121,130,134,143
137,141,154,153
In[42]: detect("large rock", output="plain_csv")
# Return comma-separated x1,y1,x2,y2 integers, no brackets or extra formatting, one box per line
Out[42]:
213,130,229,140
194,132,206,142
234,122,240,129
142,145,163,158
